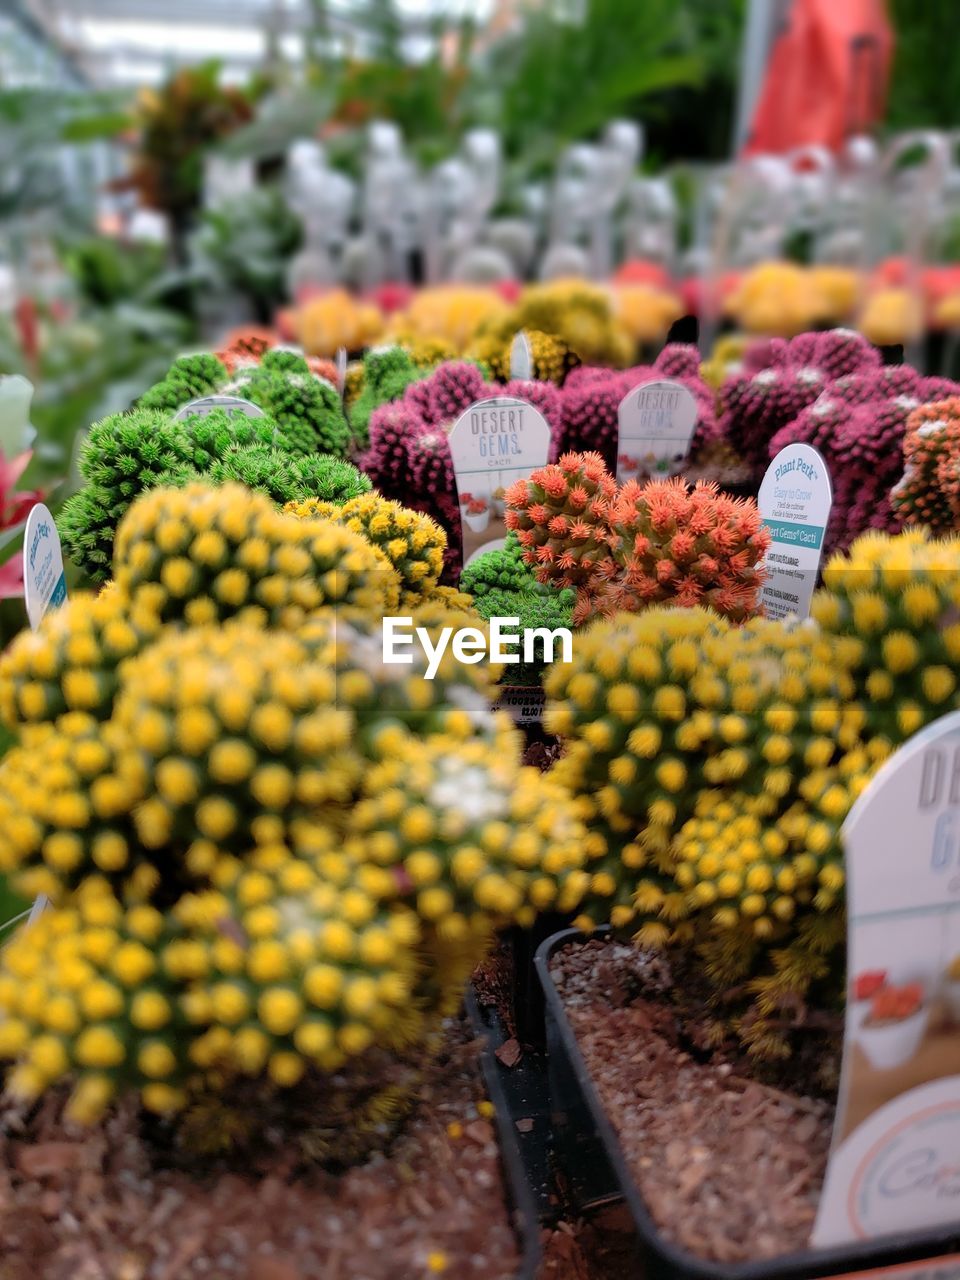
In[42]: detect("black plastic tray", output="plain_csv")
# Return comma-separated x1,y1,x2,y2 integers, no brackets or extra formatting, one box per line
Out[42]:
465,988,542,1279
536,928,960,1280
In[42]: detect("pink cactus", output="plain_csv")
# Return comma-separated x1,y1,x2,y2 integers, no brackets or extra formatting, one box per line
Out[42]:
362,401,422,499
721,364,826,476
424,361,491,426
556,356,718,468
831,364,922,406
788,329,880,381
653,343,701,381
556,375,624,463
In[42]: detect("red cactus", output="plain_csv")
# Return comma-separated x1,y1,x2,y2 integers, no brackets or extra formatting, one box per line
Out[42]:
867,982,924,1024
215,326,277,372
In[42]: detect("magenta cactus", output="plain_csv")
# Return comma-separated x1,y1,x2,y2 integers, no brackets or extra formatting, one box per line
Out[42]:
769,395,853,457
742,336,791,374
720,364,826,476
831,364,922,406
556,352,718,470
401,376,434,425
423,361,491,425
556,374,624,462
756,342,960,557
503,378,563,437
653,343,701,381
787,329,880,380
409,427,456,501
362,401,422,499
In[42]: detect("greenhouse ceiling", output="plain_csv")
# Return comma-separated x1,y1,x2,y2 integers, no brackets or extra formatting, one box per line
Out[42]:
17,0,500,86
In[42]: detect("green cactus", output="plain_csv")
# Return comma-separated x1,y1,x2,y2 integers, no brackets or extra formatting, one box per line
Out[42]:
459,533,538,597
58,409,200,582
138,354,227,412
348,346,422,450
230,363,351,458
177,406,278,469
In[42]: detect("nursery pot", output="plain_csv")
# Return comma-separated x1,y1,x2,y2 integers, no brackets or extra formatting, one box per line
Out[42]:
464,509,491,533
536,929,960,1280
856,1005,930,1072
465,989,542,1280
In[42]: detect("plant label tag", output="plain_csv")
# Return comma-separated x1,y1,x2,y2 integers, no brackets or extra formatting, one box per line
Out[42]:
616,379,698,482
23,503,65,631
173,395,265,421
757,443,832,621
494,684,545,727
833,1259,960,1279
510,331,533,381
813,709,960,1247
336,346,348,399
448,397,551,568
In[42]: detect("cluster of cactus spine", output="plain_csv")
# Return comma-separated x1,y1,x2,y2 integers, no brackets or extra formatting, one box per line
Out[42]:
59,408,203,581
459,533,537,597
610,476,770,623
505,451,617,592
506,452,769,625
458,535,574,686
0,482,589,1127
0,586,163,729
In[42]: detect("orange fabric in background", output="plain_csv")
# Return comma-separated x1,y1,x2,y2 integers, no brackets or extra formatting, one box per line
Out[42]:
742,0,893,155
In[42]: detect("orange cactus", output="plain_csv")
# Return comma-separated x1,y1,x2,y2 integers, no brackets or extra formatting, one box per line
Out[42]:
504,452,617,590
611,477,770,622
505,452,769,625
892,398,960,534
